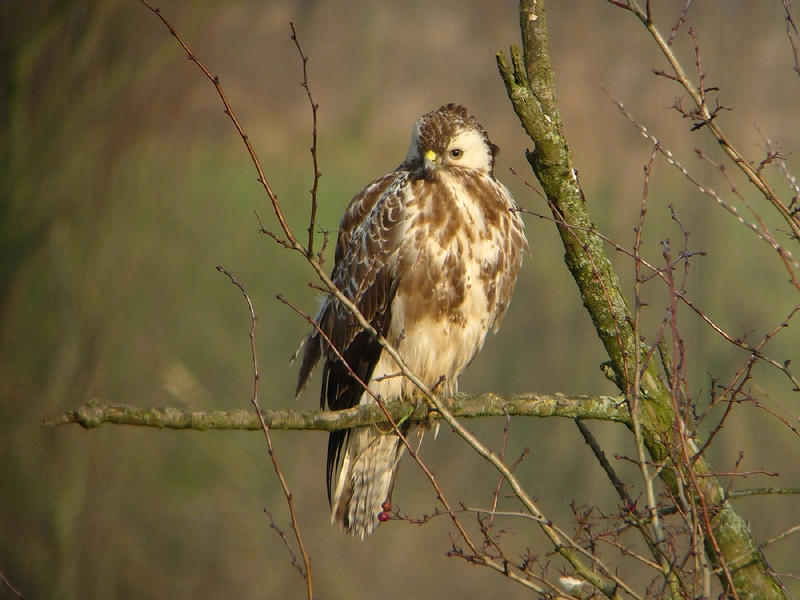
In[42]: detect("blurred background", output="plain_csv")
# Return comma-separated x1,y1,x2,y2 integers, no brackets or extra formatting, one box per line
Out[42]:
1,0,799,598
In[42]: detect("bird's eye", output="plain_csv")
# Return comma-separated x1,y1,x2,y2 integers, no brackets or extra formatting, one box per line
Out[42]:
449,149,463,159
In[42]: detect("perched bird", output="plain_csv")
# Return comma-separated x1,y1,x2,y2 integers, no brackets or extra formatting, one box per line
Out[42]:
295,104,527,538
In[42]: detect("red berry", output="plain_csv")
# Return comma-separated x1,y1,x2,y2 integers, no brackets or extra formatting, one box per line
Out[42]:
378,511,390,522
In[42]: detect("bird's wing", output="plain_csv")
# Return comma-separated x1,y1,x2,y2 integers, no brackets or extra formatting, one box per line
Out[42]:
316,171,413,507
294,170,410,404
487,180,528,331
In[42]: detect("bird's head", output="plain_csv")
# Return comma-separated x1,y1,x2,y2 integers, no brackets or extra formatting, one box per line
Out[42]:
403,104,499,179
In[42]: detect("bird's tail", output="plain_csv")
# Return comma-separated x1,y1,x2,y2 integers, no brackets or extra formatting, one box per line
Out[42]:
328,425,418,538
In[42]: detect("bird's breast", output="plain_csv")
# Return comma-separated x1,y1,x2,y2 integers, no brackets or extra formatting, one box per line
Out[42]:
368,170,516,399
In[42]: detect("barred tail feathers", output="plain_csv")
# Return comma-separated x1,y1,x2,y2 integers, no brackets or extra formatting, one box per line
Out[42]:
329,425,412,538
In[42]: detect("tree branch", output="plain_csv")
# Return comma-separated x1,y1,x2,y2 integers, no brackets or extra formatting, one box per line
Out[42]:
613,0,800,242
136,4,627,592
497,1,790,598
44,393,630,431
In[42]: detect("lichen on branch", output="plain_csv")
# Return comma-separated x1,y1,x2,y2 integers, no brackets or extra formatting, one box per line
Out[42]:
45,393,630,431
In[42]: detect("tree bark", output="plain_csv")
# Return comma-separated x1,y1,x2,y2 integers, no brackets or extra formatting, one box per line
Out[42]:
45,393,630,431
496,1,788,598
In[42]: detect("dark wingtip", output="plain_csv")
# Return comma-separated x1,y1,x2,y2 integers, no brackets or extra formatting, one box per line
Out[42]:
294,334,321,397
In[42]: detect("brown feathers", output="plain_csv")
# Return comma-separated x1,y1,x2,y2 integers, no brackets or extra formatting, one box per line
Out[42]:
294,104,527,537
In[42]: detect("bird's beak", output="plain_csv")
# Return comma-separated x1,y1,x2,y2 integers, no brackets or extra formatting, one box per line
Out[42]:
423,149,437,177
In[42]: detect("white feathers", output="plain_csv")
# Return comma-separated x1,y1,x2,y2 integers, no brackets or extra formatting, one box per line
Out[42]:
299,105,527,538
443,129,494,172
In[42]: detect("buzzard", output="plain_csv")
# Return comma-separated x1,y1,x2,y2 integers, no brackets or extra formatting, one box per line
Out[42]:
295,104,527,538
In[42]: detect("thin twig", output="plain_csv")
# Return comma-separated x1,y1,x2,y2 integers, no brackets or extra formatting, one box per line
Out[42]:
140,0,305,256
0,570,24,600
631,143,671,558
610,0,800,241
275,293,482,557
667,0,693,45
289,22,321,259
783,0,800,76
761,524,800,549
605,89,799,270
728,487,800,498
216,267,314,600
486,408,513,537
515,197,800,393
264,509,306,579
695,148,800,291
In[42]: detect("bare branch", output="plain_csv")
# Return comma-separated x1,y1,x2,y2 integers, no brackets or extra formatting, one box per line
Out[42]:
139,0,305,255
612,1,800,241
783,0,800,76
289,22,322,258
0,570,24,600
605,89,799,270
761,524,800,549
502,2,794,597
667,0,693,46
264,509,306,580
216,267,314,600
728,487,800,498
45,393,630,431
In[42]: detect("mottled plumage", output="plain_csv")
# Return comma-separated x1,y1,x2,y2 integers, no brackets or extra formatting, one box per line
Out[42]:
295,104,527,538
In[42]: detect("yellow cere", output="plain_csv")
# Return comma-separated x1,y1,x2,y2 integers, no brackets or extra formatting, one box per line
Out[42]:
424,149,437,162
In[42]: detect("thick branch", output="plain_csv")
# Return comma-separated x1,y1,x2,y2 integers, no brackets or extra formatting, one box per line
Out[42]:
44,393,630,431
497,1,788,598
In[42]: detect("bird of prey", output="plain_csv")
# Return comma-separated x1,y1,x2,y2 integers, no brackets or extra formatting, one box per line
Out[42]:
295,104,527,538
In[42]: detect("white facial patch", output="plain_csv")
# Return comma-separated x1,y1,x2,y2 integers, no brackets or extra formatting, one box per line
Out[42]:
444,129,492,172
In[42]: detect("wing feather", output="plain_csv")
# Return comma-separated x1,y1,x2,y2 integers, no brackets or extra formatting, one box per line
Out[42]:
300,172,411,505
295,171,410,405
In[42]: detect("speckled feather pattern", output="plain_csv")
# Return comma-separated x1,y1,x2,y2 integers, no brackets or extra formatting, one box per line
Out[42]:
295,104,527,538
